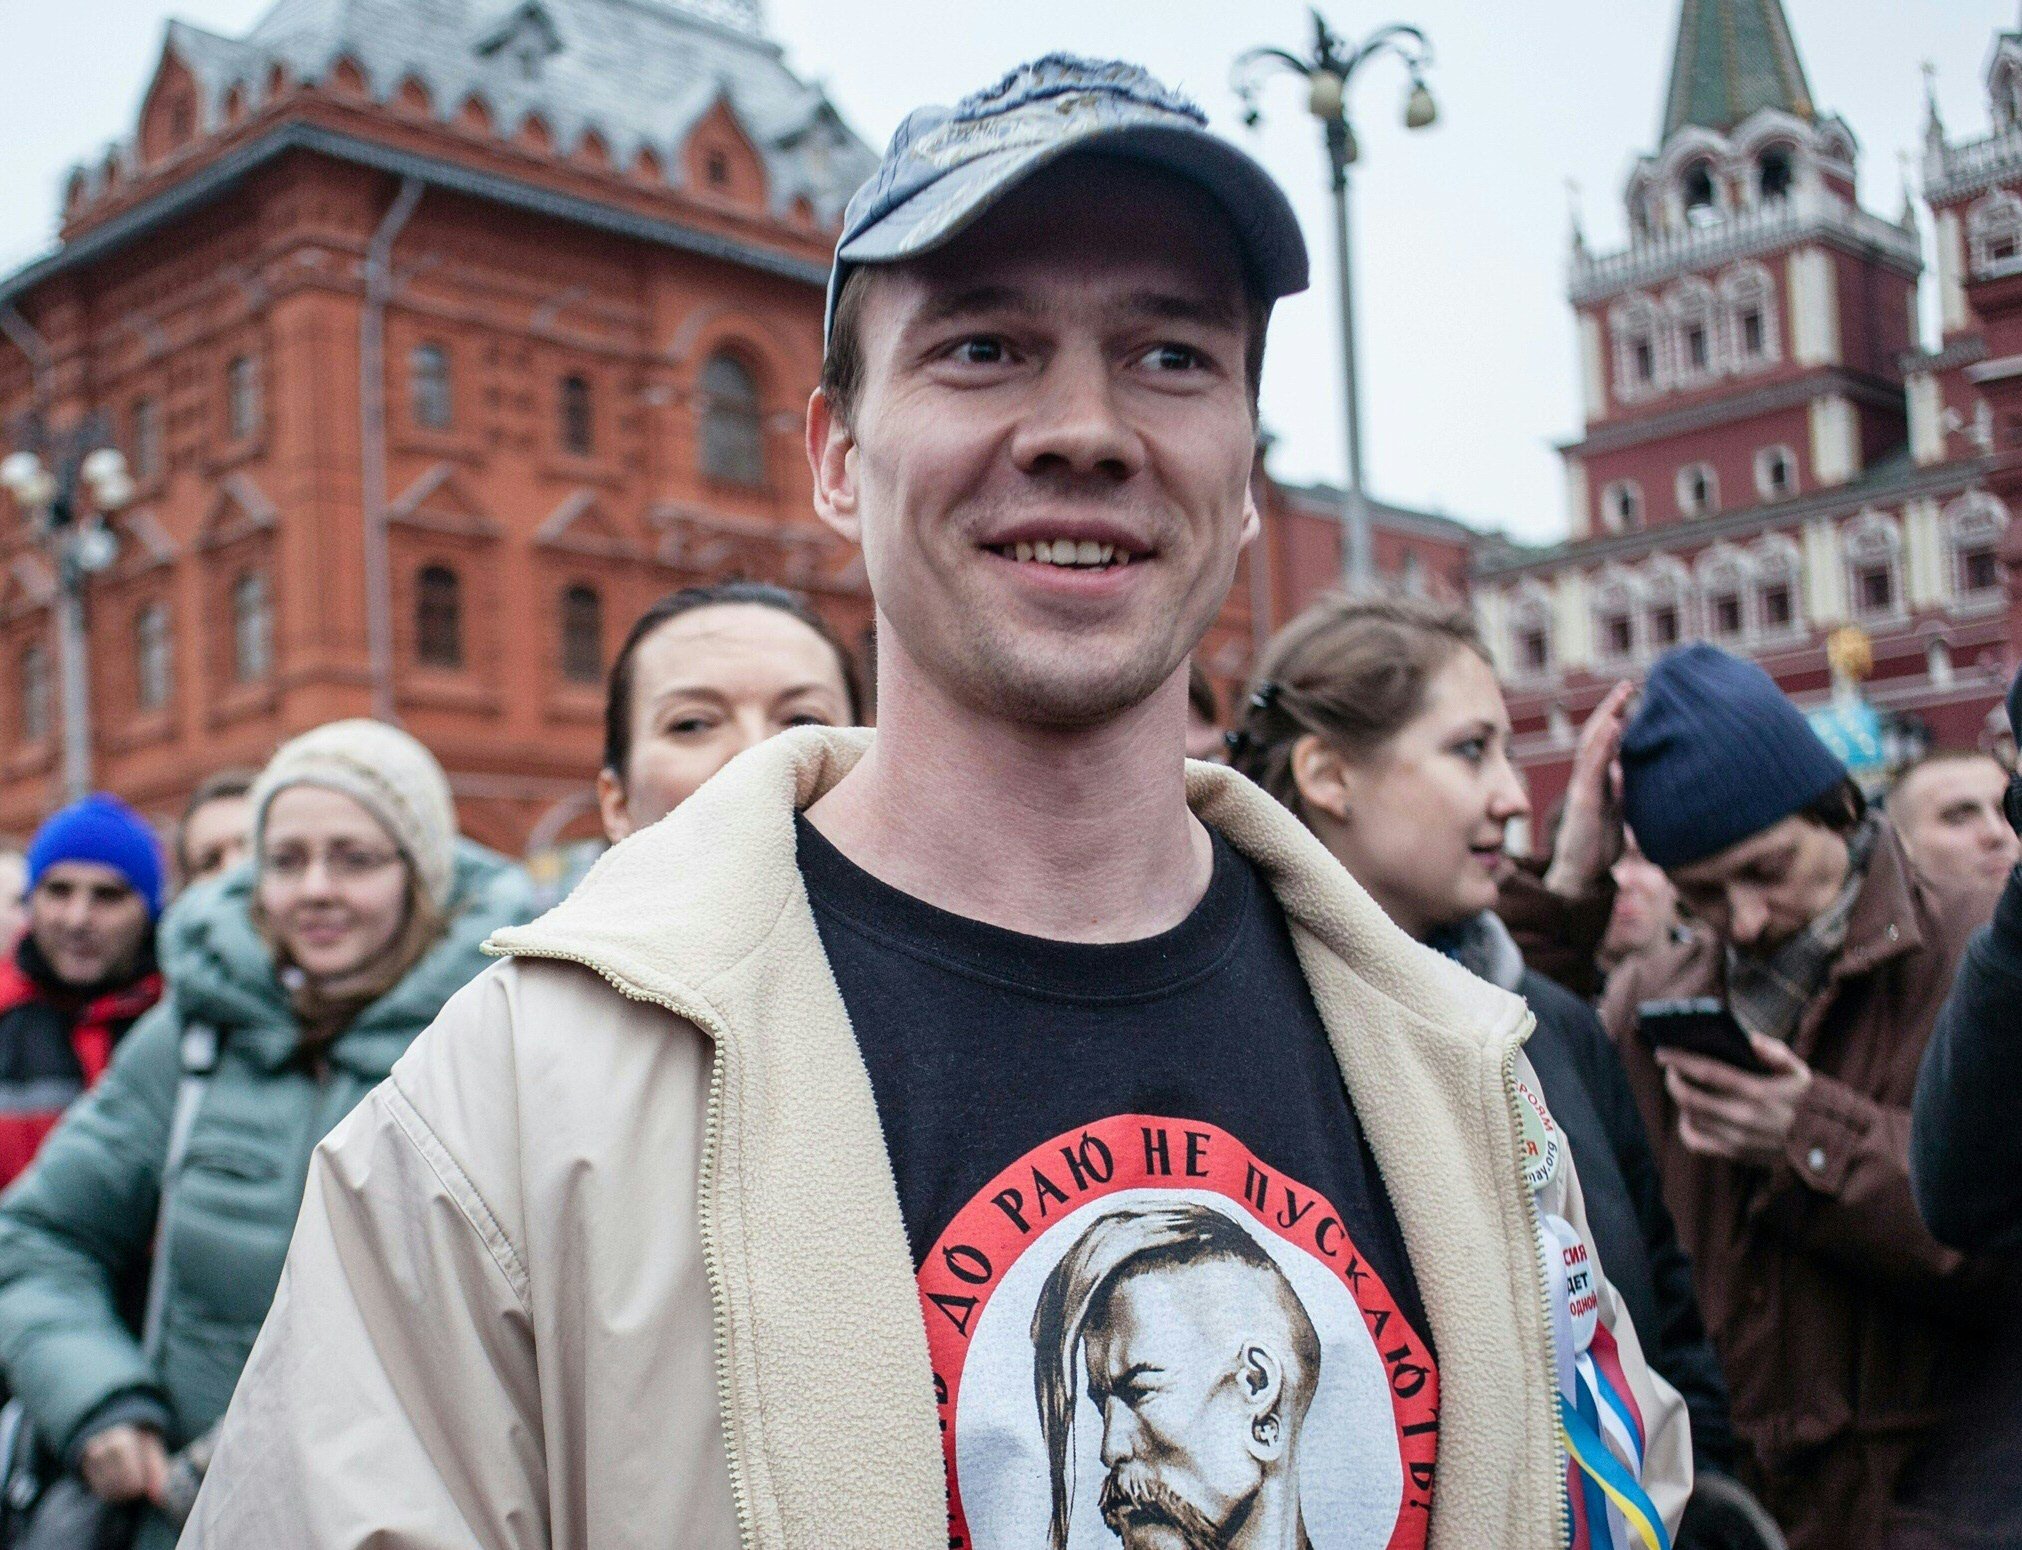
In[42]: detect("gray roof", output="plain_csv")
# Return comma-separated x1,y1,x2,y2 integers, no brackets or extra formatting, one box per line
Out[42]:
105,0,874,221
1661,0,1815,139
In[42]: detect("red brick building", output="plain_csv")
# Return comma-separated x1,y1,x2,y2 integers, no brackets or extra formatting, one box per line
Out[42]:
0,0,1491,854
1476,0,2015,816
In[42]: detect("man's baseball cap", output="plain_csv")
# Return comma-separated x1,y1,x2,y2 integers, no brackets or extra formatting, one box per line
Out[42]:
825,54,1310,343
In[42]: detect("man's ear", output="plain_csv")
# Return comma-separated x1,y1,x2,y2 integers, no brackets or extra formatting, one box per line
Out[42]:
1237,1343,1289,1462
807,387,861,544
1289,733,1356,824
1237,478,1262,550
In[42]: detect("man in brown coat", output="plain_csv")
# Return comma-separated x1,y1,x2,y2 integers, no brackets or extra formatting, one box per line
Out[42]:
1601,645,1998,1550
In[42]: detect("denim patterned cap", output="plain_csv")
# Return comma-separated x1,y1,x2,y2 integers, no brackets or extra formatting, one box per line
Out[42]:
825,54,1309,342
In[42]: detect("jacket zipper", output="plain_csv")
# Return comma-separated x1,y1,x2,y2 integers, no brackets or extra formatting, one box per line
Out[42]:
497,947,758,1550
1502,1013,1572,1550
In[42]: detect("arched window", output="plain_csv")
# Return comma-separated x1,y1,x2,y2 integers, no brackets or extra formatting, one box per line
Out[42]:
131,396,162,482
1969,192,2022,279
18,643,48,744
1643,557,1692,652
1507,585,1554,678
1751,535,1804,638
559,373,594,456
1755,445,1797,500
416,565,463,669
226,353,260,440
1697,547,1752,641
231,570,272,682
1676,462,1720,518
1757,145,1794,202
135,601,171,712
1600,480,1644,533
1720,263,1779,369
1844,512,1904,620
1666,280,1718,383
411,343,452,430
1610,296,1662,399
1681,158,1718,220
1945,492,2008,601
1591,570,1644,664
560,583,602,683
699,351,765,488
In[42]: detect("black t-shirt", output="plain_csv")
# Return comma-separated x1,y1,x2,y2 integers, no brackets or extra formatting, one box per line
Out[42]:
798,817,1441,1550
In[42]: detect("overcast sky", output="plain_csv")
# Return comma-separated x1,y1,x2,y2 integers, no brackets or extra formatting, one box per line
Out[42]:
0,0,2007,542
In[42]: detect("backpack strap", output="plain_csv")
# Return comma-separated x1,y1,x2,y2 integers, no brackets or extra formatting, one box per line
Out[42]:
138,1024,220,1364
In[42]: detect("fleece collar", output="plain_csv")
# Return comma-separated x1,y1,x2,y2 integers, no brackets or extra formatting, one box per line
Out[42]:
492,727,1527,1050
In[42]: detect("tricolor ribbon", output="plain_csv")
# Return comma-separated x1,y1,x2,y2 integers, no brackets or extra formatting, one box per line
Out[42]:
1559,1385,1670,1550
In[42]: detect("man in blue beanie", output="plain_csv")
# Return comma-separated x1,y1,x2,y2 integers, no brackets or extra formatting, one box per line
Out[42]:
0,794,164,1186
1600,643,1999,1550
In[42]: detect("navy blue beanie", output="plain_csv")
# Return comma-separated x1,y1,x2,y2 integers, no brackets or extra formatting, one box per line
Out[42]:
1621,643,1848,870
26,794,166,918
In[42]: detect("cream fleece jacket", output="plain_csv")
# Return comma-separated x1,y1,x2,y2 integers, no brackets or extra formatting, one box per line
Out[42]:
184,728,1689,1548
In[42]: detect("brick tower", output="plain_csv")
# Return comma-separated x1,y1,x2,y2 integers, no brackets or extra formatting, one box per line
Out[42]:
1480,0,2006,816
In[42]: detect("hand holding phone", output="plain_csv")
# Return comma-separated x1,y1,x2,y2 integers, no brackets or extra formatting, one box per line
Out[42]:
1635,997,1769,1074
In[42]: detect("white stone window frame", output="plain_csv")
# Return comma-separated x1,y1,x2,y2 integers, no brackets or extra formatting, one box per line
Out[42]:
1609,295,1666,403
1754,443,1798,501
1676,461,1721,519
1599,478,1645,534
1749,534,1806,643
1944,491,2009,612
1695,545,1754,643
1506,581,1557,683
1720,262,1782,373
1843,509,1907,624
1969,191,2022,281
1590,566,1647,667
1641,555,1694,654
1665,278,1721,389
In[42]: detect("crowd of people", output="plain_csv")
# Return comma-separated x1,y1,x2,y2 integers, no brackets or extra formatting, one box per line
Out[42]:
0,46,2004,1550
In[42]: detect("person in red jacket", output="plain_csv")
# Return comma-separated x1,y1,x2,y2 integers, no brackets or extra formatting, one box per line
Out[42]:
0,794,164,1185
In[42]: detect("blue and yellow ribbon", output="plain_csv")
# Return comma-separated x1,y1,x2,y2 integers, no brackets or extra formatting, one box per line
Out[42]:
1559,1390,1671,1550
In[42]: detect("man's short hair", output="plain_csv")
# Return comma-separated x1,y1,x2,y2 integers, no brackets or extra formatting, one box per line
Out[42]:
820,260,1272,430
1886,749,2006,813
1028,1203,1320,1550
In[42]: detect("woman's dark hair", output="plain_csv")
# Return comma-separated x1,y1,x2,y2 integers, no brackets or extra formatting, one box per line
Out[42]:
602,582,865,777
1228,592,1489,820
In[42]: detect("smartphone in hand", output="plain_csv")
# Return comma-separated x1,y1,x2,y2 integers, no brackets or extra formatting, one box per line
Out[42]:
1635,997,1769,1074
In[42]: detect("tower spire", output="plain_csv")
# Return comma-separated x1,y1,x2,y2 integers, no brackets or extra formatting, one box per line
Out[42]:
1661,0,1816,140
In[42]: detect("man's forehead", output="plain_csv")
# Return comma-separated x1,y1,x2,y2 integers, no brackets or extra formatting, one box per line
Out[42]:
1901,757,2004,808
35,860,134,892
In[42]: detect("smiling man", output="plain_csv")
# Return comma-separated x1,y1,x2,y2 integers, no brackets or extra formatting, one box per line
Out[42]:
1603,644,1999,1550
188,57,1684,1550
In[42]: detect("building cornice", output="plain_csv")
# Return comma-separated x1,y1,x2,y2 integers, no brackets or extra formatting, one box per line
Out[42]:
1560,368,1904,458
1472,453,1998,580
1903,335,1989,375
1569,188,1920,306
0,118,830,313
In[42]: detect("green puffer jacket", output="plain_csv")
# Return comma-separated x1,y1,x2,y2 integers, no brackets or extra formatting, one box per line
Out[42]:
0,840,533,1546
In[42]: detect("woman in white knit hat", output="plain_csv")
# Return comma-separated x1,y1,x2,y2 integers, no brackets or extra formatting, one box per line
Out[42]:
0,720,533,1550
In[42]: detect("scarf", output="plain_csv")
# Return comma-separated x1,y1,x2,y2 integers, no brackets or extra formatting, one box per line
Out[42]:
1724,817,1876,1047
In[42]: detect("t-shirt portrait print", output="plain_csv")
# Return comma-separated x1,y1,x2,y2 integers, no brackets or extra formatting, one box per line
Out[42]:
798,818,1441,1550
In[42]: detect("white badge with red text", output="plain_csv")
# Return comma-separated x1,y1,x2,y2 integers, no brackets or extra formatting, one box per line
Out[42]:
1547,1212,1599,1353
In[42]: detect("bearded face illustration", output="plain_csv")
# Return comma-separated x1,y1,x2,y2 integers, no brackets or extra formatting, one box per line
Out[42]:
1031,1204,1322,1550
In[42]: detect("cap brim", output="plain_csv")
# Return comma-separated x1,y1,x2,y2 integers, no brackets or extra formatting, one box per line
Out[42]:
827,122,1308,338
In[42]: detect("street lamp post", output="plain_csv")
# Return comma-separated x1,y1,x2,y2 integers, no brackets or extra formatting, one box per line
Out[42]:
1235,10,1437,591
0,416,132,803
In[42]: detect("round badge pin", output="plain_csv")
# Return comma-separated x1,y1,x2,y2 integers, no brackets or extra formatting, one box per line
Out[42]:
1515,1079,1561,1192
